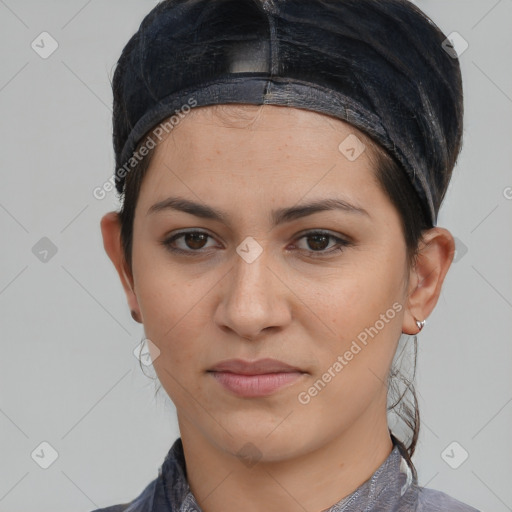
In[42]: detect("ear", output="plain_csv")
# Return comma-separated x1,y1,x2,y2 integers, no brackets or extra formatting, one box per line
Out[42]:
402,227,455,335
100,211,142,323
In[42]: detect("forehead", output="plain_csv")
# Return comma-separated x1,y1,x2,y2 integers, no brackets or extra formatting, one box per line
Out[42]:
136,104,385,215
149,104,376,170
181,103,376,138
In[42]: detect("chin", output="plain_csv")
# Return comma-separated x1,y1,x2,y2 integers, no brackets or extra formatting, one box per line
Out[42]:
207,419,313,464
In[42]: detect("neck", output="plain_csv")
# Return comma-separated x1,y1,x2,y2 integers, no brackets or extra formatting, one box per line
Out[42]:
177,402,394,512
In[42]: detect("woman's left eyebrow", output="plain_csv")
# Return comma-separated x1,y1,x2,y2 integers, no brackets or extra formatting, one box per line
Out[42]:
147,196,370,226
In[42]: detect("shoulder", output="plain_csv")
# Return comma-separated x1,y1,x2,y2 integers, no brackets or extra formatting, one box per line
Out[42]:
416,486,480,512
89,477,159,512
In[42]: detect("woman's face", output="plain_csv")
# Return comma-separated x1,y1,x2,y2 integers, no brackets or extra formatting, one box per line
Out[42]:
129,105,412,460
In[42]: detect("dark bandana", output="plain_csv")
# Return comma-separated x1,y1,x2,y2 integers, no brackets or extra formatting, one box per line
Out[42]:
112,0,464,226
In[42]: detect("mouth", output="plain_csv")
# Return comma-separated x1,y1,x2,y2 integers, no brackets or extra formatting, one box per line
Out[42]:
207,358,307,397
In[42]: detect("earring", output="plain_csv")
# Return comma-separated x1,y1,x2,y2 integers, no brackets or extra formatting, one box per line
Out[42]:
415,318,426,332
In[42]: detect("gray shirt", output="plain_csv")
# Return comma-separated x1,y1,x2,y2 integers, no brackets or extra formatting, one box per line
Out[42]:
91,438,480,512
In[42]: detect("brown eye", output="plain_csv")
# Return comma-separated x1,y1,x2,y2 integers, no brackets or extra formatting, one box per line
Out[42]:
182,232,209,250
305,233,330,251
294,231,352,257
163,230,216,254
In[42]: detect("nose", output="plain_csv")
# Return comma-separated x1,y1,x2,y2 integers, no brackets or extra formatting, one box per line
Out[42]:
213,246,292,341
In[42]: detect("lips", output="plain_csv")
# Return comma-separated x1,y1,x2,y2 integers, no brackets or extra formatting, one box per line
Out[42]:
208,358,307,397
208,358,304,375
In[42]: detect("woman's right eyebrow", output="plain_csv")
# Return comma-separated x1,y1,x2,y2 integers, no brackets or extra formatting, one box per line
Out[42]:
147,195,371,227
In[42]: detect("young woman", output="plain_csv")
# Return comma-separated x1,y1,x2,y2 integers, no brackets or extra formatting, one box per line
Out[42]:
95,0,479,510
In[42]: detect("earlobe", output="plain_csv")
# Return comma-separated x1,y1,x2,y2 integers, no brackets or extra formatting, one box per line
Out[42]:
402,227,455,335
100,211,143,324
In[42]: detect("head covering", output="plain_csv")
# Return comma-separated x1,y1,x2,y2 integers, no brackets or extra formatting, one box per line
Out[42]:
112,0,464,226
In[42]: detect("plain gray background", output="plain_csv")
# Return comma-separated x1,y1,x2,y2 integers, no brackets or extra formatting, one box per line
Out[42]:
1,1,511,511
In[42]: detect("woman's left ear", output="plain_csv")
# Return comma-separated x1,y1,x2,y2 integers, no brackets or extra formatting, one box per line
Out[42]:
100,211,143,324
402,227,455,335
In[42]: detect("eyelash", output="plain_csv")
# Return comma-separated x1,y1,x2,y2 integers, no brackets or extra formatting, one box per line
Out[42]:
161,230,352,258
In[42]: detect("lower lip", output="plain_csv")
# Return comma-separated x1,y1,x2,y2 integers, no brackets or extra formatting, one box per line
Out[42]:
209,371,304,397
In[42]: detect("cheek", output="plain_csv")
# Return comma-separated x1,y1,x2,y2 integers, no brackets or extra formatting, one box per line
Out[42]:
136,267,210,407
304,253,405,405
137,278,208,356
296,269,404,430
131,246,218,376
132,238,187,320
312,254,405,338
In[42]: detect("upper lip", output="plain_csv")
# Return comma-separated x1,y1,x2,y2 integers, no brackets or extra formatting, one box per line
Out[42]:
208,358,304,375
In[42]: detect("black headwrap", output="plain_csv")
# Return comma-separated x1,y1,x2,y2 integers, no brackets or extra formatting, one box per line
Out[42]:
112,0,464,226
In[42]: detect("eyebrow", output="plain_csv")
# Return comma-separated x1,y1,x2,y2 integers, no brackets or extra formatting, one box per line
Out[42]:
147,196,370,226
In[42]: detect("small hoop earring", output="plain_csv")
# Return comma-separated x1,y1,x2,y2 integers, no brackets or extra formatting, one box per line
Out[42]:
415,319,426,332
